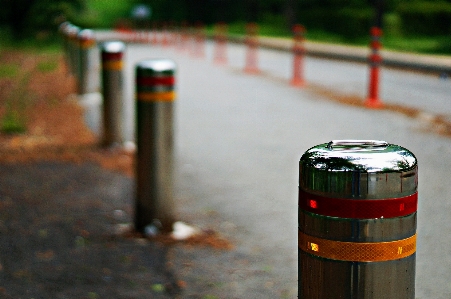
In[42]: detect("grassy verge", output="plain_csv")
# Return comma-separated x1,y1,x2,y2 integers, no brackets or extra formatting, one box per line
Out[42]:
0,69,35,134
70,0,135,28
222,20,451,55
0,45,64,135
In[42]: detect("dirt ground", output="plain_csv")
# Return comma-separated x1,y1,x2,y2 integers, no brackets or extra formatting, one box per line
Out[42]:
0,50,135,176
0,49,237,299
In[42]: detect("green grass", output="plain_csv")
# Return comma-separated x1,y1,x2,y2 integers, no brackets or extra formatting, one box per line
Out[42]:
1,72,33,134
37,59,58,73
0,27,63,53
0,64,19,78
222,19,451,55
1,110,27,134
71,0,136,28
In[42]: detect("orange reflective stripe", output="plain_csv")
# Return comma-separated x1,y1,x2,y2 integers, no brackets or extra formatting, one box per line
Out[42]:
102,60,123,70
80,40,95,49
137,91,176,102
299,230,416,262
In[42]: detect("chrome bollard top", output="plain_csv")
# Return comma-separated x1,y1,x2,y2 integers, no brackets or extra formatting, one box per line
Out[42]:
300,140,418,199
78,29,95,41
136,59,176,74
101,41,126,53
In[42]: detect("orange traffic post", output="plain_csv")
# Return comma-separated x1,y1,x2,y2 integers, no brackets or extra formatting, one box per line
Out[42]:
151,21,158,45
365,27,383,108
213,22,228,65
290,24,306,87
192,22,205,58
177,21,189,51
161,22,170,47
244,23,260,74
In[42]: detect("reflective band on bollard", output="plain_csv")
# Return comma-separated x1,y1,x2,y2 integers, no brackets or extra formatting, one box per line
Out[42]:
299,140,418,299
101,41,125,147
134,59,176,233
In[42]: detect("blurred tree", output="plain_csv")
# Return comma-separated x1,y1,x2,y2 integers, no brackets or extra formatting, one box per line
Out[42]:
2,0,82,39
284,0,297,29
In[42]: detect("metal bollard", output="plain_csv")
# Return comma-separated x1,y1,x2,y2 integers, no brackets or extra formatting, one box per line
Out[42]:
134,59,176,233
101,41,125,147
299,140,418,299
78,29,97,94
67,25,80,77
58,22,71,74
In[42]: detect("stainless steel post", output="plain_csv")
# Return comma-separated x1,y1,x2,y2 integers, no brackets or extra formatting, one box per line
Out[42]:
78,29,97,95
134,59,176,233
100,41,125,147
67,25,80,77
299,140,418,299
58,22,71,73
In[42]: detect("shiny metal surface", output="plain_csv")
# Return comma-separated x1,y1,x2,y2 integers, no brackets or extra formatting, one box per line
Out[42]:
299,210,416,243
299,251,415,299
134,59,176,233
101,41,125,146
101,41,126,53
137,59,176,74
300,140,418,199
299,140,417,299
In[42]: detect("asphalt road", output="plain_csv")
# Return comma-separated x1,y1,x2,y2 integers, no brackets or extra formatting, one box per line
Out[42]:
84,38,451,298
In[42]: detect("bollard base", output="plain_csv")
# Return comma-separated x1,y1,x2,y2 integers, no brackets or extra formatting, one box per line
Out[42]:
244,67,261,75
290,78,306,87
365,97,383,109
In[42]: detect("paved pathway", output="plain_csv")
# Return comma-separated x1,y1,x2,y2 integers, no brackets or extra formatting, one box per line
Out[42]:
83,38,451,298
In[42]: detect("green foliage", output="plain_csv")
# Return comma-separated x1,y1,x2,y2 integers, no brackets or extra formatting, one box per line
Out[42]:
0,64,19,78
396,1,451,35
1,0,82,40
37,60,59,73
1,109,27,134
69,0,136,28
151,284,165,292
299,7,374,40
1,72,32,134
384,34,451,54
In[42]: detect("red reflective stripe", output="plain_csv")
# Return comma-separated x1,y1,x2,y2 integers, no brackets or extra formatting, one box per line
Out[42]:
299,189,417,219
137,77,174,86
102,52,123,61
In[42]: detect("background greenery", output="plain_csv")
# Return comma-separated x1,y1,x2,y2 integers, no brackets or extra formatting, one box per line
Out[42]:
1,0,451,54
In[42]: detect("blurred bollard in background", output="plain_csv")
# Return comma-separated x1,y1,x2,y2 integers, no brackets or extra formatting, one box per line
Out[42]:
67,25,80,78
134,59,177,233
101,41,125,147
78,29,99,95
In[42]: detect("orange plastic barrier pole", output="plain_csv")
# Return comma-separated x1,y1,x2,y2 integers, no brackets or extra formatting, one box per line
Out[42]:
365,27,383,108
213,22,228,65
244,23,260,74
161,22,169,47
151,21,158,45
193,22,206,58
290,24,306,87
